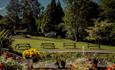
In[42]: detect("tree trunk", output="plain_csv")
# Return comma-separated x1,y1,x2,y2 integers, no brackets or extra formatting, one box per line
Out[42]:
96,39,101,49
73,29,78,42
74,34,78,42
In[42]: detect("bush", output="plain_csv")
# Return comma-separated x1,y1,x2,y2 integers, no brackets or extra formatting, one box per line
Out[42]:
0,56,23,70
23,48,43,63
2,38,14,51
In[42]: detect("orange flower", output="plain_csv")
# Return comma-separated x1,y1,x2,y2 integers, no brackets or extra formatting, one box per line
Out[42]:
106,65,112,70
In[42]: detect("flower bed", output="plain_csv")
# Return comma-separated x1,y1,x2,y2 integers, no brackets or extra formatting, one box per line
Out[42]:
0,51,24,70
39,52,115,70
0,50,115,70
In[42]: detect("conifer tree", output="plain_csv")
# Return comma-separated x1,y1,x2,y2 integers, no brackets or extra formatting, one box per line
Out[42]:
42,0,57,33
7,0,21,30
56,0,65,38
42,0,64,36
21,0,41,35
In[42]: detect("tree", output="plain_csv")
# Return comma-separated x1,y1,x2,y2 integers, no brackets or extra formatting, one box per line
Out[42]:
0,17,9,29
42,0,57,33
36,13,44,36
55,0,65,38
29,0,41,18
0,15,2,20
22,13,37,35
21,0,41,35
35,5,45,36
64,0,100,41
42,0,65,37
99,0,115,22
7,0,21,30
99,0,115,45
6,0,41,35
86,20,113,45
56,0,64,24
0,16,16,32
20,0,41,18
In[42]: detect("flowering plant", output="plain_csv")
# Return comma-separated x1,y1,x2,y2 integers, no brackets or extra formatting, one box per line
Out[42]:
23,48,41,61
0,56,23,70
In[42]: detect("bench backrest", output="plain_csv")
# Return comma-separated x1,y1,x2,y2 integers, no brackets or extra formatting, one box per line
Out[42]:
63,42,76,49
15,43,31,50
87,43,100,48
41,43,55,49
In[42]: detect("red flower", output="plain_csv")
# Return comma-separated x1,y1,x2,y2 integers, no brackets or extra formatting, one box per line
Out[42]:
0,63,4,69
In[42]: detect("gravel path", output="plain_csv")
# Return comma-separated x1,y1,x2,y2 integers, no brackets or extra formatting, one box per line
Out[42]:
41,49,115,53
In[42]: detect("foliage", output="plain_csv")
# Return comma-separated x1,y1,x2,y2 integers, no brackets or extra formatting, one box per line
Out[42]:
35,6,45,35
64,0,100,41
0,17,15,30
0,56,22,70
99,0,115,45
0,18,8,26
0,29,13,50
99,0,115,22
36,15,44,35
110,23,115,45
23,48,42,62
22,13,38,35
0,15,2,20
21,0,39,35
4,59,22,70
42,0,64,37
42,0,57,33
86,20,113,44
1,0,115,46
20,0,41,18
55,0,65,38
6,0,41,35
7,0,21,30
2,39,13,50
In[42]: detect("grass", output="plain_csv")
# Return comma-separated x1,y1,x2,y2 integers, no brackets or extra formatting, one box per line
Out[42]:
12,36,115,53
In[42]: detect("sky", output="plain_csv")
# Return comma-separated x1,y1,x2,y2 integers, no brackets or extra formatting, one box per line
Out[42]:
0,0,98,16
0,0,65,16
0,0,9,15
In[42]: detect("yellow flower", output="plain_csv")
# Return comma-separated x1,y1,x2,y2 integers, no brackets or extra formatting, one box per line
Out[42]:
23,48,41,59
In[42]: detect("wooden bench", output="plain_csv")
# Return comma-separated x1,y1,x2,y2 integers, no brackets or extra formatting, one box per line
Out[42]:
63,42,76,49
15,43,31,50
87,43,100,49
41,43,55,49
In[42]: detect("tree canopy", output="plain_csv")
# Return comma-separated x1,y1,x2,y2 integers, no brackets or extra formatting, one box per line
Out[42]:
0,0,115,46
42,0,64,38
99,0,115,22
64,0,100,41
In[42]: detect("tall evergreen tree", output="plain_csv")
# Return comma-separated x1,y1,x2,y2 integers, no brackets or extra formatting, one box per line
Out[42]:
56,0,64,23
30,0,41,18
56,0,65,38
42,0,58,33
64,0,99,41
42,0,64,36
7,0,21,30
20,0,41,18
21,0,41,35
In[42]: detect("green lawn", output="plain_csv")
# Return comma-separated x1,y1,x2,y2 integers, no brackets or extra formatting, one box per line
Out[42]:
12,36,115,52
